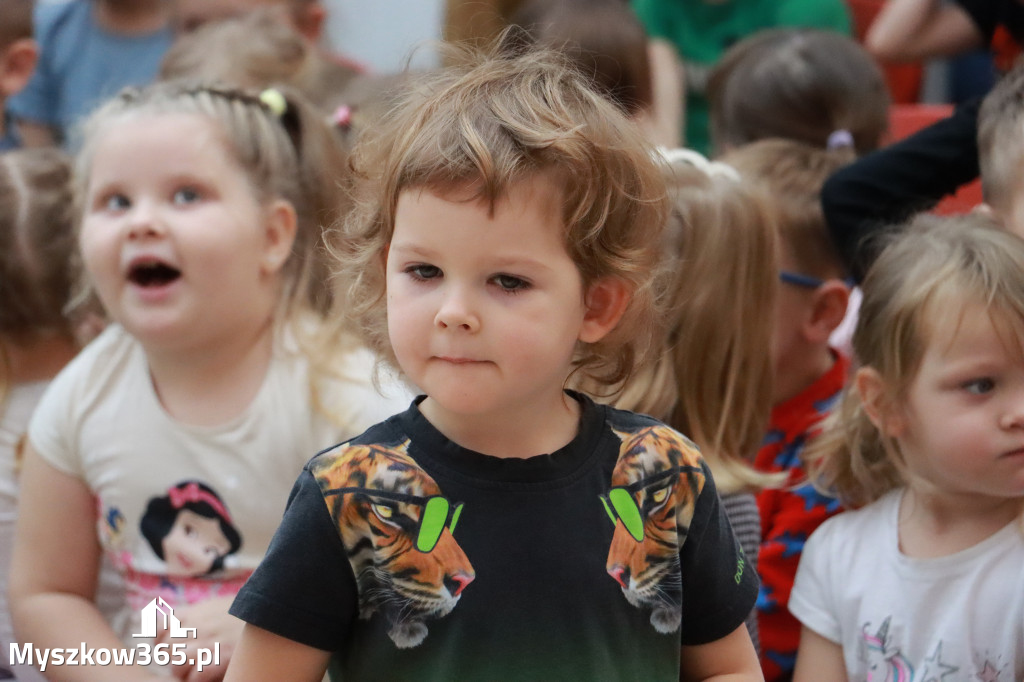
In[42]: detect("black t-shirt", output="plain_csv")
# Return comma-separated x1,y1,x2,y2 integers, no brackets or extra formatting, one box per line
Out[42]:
955,0,1024,45
230,392,758,681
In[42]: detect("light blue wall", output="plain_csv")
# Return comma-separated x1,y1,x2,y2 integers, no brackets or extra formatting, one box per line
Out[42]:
323,0,443,73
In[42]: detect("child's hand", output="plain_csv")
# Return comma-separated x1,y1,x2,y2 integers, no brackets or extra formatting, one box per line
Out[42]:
155,596,242,682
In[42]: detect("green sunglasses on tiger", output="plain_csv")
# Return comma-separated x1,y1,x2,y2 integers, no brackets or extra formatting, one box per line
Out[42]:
599,464,701,542
323,486,464,553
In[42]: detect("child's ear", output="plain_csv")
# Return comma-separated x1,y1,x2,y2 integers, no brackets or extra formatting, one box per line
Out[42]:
292,2,326,42
579,277,631,343
260,199,298,276
0,39,37,98
973,201,1023,238
973,202,997,221
855,366,905,438
804,280,851,344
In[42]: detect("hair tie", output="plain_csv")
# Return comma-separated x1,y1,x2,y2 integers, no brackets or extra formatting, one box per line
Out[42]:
331,104,353,130
656,146,741,182
259,88,288,117
827,129,854,151
168,481,232,524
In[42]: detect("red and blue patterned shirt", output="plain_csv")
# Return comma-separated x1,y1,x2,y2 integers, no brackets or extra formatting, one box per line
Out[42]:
754,352,849,682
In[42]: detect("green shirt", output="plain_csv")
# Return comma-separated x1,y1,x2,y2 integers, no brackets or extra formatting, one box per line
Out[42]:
631,0,851,154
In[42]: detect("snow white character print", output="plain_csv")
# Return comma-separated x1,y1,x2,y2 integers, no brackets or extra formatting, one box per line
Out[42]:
139,480,242,577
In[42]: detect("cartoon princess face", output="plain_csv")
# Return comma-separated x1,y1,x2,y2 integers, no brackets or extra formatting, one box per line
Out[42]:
140,481,242,577
161,508,234,575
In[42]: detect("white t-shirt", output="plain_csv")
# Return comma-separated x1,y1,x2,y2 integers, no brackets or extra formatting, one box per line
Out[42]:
790,489,1024,681
28,324,409,641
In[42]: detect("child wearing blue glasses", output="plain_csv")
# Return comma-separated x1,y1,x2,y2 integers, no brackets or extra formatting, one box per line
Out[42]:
225,39,762,682
723,138,854,682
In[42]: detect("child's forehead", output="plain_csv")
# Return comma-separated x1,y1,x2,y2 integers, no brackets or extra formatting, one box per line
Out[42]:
87,111,236,174
921,292,1024,361
398,174,568,220
388,177,577,264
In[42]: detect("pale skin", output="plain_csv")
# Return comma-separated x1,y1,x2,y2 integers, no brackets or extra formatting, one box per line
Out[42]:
792,627,847,682
0,35,37,140
865,0,983,63
640,38,684,149
10,114,298,681
771,248,850,405
225,181,763,681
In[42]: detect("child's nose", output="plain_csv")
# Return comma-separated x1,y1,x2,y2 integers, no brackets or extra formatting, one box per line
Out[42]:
434,287,479,331
126,201,164,239
1000,398,1024,430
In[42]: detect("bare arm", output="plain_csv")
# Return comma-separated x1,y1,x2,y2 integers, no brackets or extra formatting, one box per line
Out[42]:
10,444,162,681
223,624,330,682
641,38,684,149
680,623,763,682
792,626,847,682
155,596,242,682
865,0,983,62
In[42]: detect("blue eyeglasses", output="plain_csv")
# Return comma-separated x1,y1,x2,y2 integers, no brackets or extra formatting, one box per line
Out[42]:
779,270,825,289
780,271,856,289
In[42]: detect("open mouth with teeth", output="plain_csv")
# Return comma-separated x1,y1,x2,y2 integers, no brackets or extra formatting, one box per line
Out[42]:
128,261,182,287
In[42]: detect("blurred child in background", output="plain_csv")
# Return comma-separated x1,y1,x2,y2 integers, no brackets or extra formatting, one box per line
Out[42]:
508,0,669,146
159,8,360,117
708,28,889,158
824,56,1024,282
8,0,172,149
0,148,89,682
171,0,366,78
631,0,852,155
173,0,326,40
0,0,37,151
612,148,784,657
724,138,854,682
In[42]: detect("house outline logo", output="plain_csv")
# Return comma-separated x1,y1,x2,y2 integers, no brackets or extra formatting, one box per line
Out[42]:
131,597,196,639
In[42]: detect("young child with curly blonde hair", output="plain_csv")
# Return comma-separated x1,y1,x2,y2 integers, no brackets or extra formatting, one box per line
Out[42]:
226,43,762,682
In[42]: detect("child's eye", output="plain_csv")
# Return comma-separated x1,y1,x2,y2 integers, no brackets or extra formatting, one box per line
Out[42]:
963,378,996,395
405,264,441,281
172,187,202,205
103,194,130,211
492,274,530,293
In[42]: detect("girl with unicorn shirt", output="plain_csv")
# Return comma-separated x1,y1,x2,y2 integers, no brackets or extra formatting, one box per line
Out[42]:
791,215,1024,681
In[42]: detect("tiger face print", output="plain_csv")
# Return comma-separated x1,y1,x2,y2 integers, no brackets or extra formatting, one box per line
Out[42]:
604,425,704,634
313,440,475,649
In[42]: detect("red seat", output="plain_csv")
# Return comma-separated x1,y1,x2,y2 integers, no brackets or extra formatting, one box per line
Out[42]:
886,103,953,143
886,104,984,215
